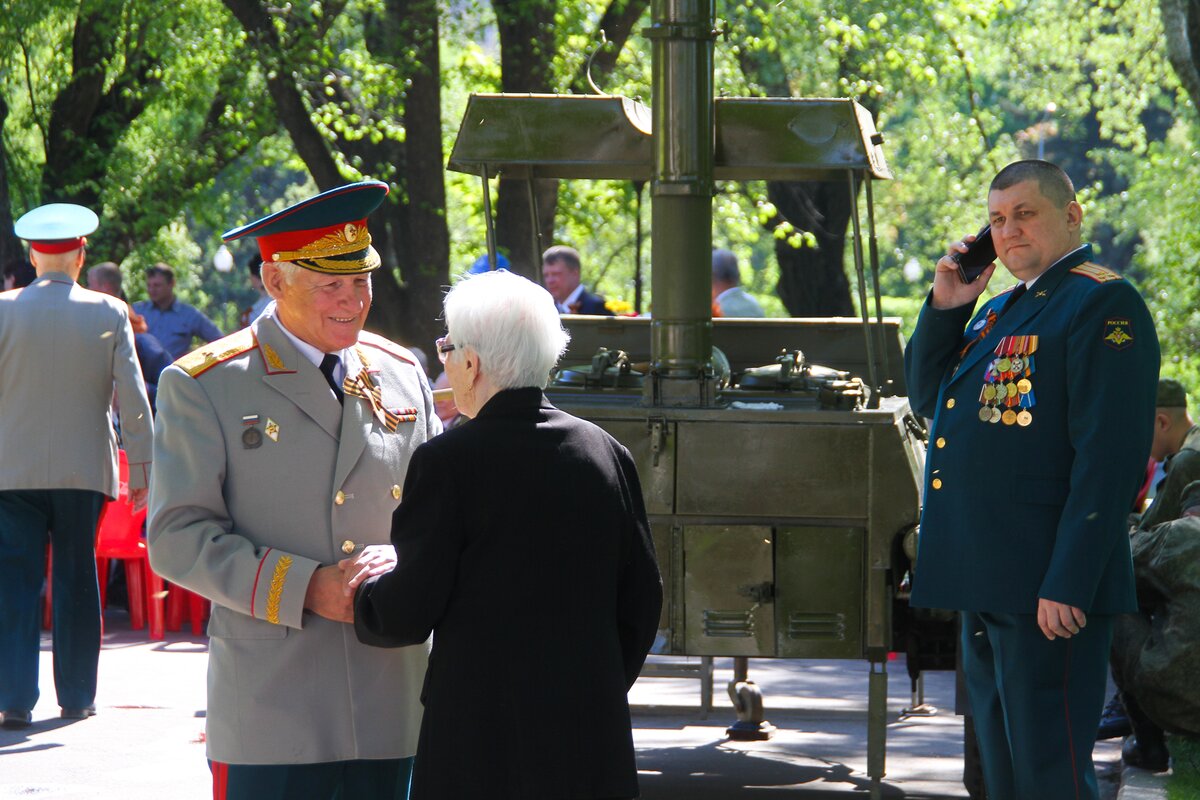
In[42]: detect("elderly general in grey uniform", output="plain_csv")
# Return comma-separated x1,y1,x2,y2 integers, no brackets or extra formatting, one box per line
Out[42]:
1,204,153,729
148,181,437,800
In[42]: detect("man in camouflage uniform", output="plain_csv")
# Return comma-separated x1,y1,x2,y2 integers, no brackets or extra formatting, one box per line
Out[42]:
1112,480,1200,770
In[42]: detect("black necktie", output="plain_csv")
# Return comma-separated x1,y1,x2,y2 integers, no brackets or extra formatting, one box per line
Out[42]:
319,353,344,405
998,283,1027,318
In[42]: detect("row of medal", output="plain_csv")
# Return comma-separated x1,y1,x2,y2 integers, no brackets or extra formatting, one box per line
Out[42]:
978,335,1039,427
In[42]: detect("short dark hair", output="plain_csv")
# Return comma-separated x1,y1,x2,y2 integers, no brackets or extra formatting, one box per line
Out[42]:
990,160,1076,208
712,248,740,285
88,262,123,293
3,258,36,289
145,263,176,283
246,253,263,278
541,245,581,272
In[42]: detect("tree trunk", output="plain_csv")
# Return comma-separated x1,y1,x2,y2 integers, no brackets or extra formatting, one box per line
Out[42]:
222,0,343,191
767,181,856,317
0,96,23,272
368,0,451,357
493,0,558,279
1160,0,1200,112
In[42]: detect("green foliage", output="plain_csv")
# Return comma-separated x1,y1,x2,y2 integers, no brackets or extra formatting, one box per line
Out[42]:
1169,734,1200,800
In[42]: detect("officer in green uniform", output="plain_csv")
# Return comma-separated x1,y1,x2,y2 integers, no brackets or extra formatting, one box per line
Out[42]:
148,181,438,800
904,160,1159,800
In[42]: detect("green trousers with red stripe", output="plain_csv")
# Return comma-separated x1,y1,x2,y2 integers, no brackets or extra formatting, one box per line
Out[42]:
961,611,1113,800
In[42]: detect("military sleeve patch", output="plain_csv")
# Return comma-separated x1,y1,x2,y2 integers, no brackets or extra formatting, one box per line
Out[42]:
1103,318,1134,350
1071,262,1122,283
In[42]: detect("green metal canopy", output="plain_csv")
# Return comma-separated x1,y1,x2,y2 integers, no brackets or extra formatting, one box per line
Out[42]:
447,93,892,182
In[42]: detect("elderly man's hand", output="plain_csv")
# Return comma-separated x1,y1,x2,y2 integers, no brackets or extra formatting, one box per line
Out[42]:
339,545,397,596
129,488,148,512
1037,598,1087,640
304,564,355,622
930,234,997,310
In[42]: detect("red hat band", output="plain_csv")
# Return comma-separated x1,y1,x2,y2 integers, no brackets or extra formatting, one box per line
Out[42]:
30,237,86,254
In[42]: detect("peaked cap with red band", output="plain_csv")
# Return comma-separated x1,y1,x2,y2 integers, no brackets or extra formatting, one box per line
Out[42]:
14,203,99,254
222,181,389,275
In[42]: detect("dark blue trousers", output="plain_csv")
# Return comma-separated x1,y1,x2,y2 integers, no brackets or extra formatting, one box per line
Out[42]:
0,489,105,712
211,757,414,800
961,610,1113,800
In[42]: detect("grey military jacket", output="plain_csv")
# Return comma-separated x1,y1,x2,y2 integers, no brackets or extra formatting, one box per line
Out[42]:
0,272,153,494
148,313,438,764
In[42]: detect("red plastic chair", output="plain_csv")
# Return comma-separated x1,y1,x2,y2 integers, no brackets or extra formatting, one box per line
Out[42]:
166,585,210,635
94,451,165,640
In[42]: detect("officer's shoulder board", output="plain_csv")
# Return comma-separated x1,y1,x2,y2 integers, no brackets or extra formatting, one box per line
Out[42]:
357,330,418,367
1070,262,1123,284
175,328,257,378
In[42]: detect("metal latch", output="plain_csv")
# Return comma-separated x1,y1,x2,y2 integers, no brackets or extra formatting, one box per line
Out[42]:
737,582,775,604
648,416,667,467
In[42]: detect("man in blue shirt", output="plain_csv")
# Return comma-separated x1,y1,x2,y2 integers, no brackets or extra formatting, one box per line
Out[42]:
133,263,222,360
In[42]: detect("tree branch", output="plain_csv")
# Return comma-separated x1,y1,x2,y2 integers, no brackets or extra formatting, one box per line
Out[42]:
1160,0,1200,113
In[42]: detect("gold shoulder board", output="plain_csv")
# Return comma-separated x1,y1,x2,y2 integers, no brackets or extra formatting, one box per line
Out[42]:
1070,262,1122,283
175,328,257,378
358,331,417,366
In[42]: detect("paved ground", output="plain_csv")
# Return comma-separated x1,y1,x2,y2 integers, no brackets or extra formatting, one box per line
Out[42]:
0,611,1125,799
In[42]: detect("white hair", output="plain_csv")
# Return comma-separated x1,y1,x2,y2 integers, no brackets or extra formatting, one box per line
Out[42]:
444,270,570,390
262,260,301,297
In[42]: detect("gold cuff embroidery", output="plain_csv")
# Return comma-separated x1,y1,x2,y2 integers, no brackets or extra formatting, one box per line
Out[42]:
265,555,294,625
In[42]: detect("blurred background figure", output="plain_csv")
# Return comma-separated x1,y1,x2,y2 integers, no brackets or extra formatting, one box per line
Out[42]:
541,244,613,315
238,253,271,328
133,263,223,360
466,251,509,276
712,248,764,318
432,371,464,430
2,258,36,291
88,262,173,412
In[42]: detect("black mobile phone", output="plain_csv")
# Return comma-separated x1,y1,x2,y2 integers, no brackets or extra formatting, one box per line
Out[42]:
952,225,996,283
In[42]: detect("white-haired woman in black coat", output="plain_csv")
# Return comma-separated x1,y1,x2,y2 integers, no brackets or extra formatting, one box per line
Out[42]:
353,269,663,800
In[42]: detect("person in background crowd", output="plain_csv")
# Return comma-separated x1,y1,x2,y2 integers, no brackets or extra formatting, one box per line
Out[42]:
3,258,36,290
467,252,509,276
1097,378,1200,756
239,253,272,328
133,263,223,360
541,245,613,315
1111,480,1200,772
904,159,1159,800
354,270,661,800
712,248,765,318
148,181,437,800
431,371,464,431
87,262,173,412
1,204,153,730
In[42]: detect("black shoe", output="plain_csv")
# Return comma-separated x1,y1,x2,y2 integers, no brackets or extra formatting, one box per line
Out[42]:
1122,734,1169,773
1097,694,1132,740
59,706,96,720
1,710,32,729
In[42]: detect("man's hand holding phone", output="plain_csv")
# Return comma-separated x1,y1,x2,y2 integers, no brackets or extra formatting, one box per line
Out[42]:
931,226,998,310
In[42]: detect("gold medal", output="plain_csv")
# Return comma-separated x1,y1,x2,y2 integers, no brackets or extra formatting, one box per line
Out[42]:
1017,378,1032,394
1006,382,1018,398
983,385,997,401
1017,410,1033,427
990,407,1002,424
1002,409,1018,426
997,358,1012,373
979,407,993,422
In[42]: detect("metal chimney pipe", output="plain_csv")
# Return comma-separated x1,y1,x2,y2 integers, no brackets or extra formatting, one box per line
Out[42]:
646,0,715,406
